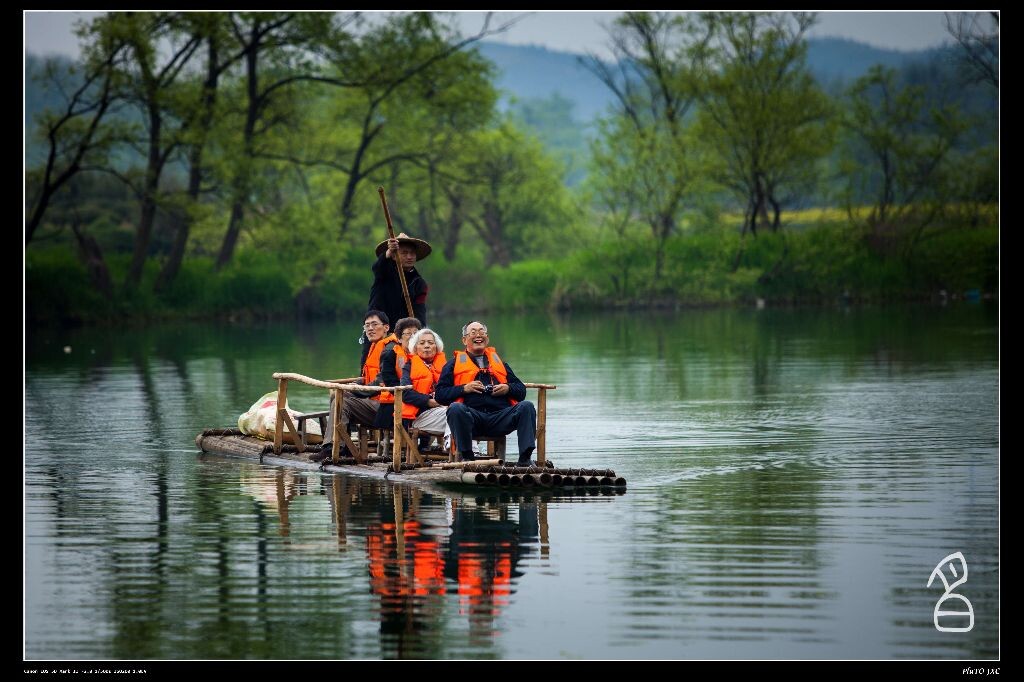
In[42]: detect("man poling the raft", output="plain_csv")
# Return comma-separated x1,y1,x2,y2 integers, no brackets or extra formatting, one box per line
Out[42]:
312,189,432,462
368,187,430,327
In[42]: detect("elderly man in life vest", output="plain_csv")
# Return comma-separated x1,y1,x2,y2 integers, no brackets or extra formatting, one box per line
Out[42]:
434,321,537,465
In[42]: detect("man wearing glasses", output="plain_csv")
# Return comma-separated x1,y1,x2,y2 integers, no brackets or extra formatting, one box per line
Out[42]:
434,321,537,466
312,310,399,462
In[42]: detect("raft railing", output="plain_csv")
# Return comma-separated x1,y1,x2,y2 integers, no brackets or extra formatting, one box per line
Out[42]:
270,373,556,473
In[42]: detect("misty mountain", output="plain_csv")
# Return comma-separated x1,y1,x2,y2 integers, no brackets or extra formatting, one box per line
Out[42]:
25,37,977,174
476,37,942,124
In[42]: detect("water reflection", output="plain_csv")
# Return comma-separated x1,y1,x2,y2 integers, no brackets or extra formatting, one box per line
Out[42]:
224,463,563,659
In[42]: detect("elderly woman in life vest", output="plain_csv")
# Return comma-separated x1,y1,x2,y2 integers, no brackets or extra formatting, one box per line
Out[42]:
400,328,449,439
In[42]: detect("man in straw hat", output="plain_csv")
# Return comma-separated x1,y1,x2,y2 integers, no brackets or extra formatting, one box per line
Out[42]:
369,233,432,327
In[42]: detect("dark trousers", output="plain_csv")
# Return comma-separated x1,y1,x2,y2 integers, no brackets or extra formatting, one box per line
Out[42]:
446,401,536,457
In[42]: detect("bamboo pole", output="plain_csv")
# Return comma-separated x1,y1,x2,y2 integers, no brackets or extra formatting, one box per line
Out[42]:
392,389,404,472
377,187,415,318
274,378,288,455
540,501,549,560
331,388,342,464
393,486,405,558
537,387,547,465
405,429,422,465
280,410,304,453
332,476,348,547
393,421,420,466
358,427,369,466
272,372,409,393
439,459,504,469
275,470,290,538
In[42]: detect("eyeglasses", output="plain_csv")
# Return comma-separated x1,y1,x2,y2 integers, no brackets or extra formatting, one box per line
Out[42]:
363,322,384,330
464,328,488,335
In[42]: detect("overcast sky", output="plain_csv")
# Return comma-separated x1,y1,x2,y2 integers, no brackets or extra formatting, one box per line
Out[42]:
25,10,967,60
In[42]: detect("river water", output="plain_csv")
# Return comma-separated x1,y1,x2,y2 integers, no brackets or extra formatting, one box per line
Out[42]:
25,305,999,659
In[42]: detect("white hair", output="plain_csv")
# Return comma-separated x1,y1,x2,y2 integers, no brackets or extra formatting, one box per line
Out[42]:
407,327,444,354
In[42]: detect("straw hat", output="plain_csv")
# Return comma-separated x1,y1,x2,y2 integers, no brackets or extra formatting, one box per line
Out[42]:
375,232,432,260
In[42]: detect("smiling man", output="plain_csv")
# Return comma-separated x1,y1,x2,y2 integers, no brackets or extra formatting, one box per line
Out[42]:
434,321,537,465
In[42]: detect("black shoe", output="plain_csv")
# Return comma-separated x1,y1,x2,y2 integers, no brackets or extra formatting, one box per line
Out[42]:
460,451,476,462
311,444,349,462
517,445,536,467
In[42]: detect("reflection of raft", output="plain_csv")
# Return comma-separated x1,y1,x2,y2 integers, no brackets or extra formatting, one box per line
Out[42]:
195,429,628,491
196,371,627,491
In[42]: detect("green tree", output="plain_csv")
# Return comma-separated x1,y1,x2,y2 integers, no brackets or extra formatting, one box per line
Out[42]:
695,12,834,244
155,13,245,292
945,11,998,89
459,121,575,267
86,12,204,289
586,12,711,279
213,12,334,270
250,12,503,294
511,93,588,186
25,37,127,245
841,66,966,260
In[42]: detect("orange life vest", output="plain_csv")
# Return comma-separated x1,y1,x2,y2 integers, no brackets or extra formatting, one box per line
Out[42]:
401,352,448,420
453,348,517,406
363,333,399,404
367,521,445,598
456,547,513,616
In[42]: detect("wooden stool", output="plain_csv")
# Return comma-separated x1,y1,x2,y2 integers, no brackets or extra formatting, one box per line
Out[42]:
410,428,448,462
295,410,328,446
448,434,506,461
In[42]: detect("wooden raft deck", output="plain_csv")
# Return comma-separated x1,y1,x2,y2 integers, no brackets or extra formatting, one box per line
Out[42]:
195,431,627,491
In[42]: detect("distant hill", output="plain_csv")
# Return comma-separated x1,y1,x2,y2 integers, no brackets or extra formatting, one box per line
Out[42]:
25,38,944,131
475,42,611,124
27,38,987,176
805,37,947,92
476,37,943,124
806,37,937,78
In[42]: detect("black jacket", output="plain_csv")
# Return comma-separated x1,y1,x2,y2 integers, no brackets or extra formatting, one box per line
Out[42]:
367,253,428,326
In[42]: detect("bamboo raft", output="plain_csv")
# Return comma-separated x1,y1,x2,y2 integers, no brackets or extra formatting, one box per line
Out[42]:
195,372,627,491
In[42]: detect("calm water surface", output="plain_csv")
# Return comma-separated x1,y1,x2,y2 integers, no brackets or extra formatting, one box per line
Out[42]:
25,306,999,659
